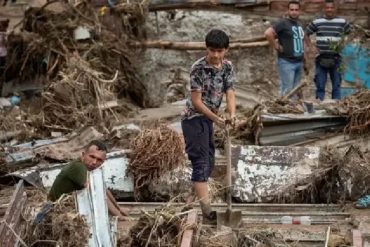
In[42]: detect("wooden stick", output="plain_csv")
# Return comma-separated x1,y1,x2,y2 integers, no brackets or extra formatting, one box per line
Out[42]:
130,40,268,50
324,226,331,247
282,81,307,100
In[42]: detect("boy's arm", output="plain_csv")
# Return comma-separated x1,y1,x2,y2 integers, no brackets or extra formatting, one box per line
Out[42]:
225,64,236,125
225,89,236,124
191,92,224,126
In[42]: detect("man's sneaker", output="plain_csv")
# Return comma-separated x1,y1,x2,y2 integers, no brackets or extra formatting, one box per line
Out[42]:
202,211,217,225
355,195,370,209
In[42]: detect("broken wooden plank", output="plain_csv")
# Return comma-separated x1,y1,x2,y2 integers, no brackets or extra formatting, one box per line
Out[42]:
352,230,363,247
0,180,26,247
180,210,198,247
119,202,343,212
148,0,269,11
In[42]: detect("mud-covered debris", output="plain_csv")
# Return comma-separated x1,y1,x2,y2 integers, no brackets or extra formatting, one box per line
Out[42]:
127,124,186,200
24,195,89,247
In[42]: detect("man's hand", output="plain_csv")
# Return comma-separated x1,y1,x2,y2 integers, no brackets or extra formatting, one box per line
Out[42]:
274,41,283,53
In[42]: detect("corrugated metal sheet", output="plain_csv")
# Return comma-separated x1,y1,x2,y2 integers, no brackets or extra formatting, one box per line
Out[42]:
76,168,117,247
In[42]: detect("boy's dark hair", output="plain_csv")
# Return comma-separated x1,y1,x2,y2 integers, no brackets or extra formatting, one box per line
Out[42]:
288,0,300,8
86,140,108,152
205,29,229,49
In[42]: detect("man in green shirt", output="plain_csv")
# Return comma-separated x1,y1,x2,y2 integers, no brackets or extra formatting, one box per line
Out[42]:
48,140,129,220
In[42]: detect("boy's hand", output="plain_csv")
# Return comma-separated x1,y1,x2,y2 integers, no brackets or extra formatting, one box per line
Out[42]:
226,115,237,128
214,117,225,128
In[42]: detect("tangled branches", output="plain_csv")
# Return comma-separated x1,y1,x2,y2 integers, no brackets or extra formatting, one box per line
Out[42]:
325,90,370,136
264,99,305,114
127,125,186,200
33,56,124,131
3,0,150,138
128,204,189,247
24,195,89,247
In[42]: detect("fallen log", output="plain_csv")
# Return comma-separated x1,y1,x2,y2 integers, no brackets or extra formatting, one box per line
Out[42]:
148,0,269,11
130,40,269,50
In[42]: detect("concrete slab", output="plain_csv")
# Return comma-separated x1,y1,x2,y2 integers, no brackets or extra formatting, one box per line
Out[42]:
232,145,320,202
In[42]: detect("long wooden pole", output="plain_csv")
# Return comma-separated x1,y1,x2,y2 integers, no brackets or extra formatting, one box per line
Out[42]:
130,40,268,50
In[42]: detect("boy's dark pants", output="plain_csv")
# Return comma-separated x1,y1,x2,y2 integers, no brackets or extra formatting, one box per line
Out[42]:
181,116,215,182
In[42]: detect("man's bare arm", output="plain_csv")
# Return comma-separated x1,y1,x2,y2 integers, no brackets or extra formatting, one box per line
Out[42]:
264,27,282,52
225,89,236,120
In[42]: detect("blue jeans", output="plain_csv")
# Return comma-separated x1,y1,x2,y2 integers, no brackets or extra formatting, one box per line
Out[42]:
181,116,215,182
314,56,342,100
277,58,303,97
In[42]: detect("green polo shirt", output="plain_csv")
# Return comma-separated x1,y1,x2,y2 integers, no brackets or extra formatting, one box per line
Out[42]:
48,160,88,201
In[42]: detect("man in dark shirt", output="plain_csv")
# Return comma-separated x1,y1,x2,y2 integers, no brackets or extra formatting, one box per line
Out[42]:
305,0,351,100
48,140,129,221
264,1,305,98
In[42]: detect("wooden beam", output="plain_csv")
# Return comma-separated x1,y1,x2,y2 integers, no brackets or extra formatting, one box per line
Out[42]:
180,210,198,247
130,40,269,50
147,0,269,11
0,180,26,247
352,230,363,247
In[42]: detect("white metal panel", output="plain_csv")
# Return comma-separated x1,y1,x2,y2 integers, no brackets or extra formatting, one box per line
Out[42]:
102,156,134,192
76,168,116,247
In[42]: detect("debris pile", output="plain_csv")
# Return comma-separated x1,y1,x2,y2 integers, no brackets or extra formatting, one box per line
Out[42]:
126,204,187,247
272,146,343,203
127,124,186,200
1,0,149,138
264,99,305,114
24,195,89,247
198,226,237,247
324,90,370,136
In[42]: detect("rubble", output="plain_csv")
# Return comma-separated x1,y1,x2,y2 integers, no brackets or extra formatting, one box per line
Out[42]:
0,0,369,246
1,0,149,140
24,195,90,247
125,203,187,247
